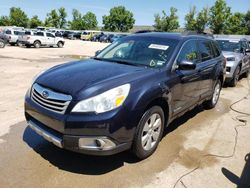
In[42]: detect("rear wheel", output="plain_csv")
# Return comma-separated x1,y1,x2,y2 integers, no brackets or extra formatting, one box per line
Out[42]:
0,40,5,48
203,80,221,109
243,69,249,78
34,41,41,48
228,66,240,87
57,41,63,48
132,106,165,159
17,40,22,47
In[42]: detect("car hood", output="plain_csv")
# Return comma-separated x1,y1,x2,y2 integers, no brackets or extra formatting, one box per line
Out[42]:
36,59,155,99
222,51,242,58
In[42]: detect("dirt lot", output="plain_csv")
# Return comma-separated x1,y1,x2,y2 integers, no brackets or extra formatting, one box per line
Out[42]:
0,40,250,188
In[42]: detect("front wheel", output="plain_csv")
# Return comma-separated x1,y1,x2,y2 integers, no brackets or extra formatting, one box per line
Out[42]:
132,106,165,159
34,41,41,48
0,40,5,48
57,41,63,48
203,80,221,109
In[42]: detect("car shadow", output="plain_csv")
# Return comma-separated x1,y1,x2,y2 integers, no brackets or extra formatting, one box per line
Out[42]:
221,153,250,188
23,105,204,175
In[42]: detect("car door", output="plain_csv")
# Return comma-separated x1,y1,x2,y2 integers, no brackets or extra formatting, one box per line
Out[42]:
241,40,250,72
170,39,201,115
46,33,55,45
197,40,220,98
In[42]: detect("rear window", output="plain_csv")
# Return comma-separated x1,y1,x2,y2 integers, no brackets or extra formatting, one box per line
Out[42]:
198,40,214,62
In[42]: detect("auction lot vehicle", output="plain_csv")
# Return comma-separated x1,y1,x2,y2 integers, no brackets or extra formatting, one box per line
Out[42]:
81,30,100,40
216,38,250,86
25,33,225,159
0,32,8,48
21,31,65,48
99,34,114,43
4,29,24,46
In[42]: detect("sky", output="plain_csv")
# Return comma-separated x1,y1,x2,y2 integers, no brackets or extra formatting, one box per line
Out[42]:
0,0,249,27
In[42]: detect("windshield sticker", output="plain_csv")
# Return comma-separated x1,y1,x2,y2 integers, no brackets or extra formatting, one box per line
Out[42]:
157,61,165,65
229,40,238,43
148,44,169,50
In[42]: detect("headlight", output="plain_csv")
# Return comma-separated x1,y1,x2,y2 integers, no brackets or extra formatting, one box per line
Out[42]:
72,84,130,113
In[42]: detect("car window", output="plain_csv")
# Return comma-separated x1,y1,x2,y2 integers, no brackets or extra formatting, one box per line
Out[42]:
14,31,20,35
198,40,213,62
35,32,44,36
46,33,54,38
25,31,31,35
177,40,199,64
211,41,221,57
5,30,11,34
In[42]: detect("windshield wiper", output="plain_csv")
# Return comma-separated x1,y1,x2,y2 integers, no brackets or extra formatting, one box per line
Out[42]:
93,57,144,67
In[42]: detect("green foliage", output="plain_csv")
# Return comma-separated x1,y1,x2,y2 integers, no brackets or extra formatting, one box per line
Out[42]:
209,0,231,34
0,16,11,26
9,7,29,27
102,6,135,32
196,7,209,33
44,7,67,28
154,7,179,32
29,15,43,28
69,9,98,30
225,12,247,34
245,11,250,35
185,6,197,31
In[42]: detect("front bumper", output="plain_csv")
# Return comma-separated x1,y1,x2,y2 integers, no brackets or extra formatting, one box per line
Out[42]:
25,92,138,155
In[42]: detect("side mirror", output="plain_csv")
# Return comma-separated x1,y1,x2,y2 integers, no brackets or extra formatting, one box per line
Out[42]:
178,60,196,70
95,50,101,56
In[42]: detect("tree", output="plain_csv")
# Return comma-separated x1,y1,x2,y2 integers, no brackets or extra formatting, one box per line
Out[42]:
225,12,247,34
154,7,179,32
45,9,59,27
103,6,135,32
58,7,67,28
209,0,231,34
0,16,11,26
69,9,98,30
29,15,43,28
82,12,98,29
185,6,197,31
244,10,250,34
9,7,29,27
196,7,209,33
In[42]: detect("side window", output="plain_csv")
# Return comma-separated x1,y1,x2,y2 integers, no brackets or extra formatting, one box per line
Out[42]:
212,41,221,57
198,40,213,62
5,30,11,34
14,31,19,35
177,40,199,64
46,33,54,38
35,32,44,36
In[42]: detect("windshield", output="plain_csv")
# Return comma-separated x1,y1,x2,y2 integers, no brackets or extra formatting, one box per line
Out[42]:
96,37,178,68
216,40,241,53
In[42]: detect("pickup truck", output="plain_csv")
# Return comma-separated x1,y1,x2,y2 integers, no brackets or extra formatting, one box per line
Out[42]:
21,31,65,48
4,29,24,46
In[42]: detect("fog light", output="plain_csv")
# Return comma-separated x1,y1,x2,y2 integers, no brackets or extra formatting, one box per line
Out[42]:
78,137,116,150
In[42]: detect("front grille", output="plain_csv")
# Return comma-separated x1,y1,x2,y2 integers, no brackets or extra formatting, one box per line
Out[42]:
31,83,72,114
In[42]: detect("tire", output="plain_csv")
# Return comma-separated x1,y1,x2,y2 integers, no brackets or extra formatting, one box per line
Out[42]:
25,44,31,48
17,40,22,47
228,66,240,87
34,41,41,48
132,106,165,159
243,68,249,78
0,40,5,48
10,43,15,46
203,80,221,109
57,41,63,48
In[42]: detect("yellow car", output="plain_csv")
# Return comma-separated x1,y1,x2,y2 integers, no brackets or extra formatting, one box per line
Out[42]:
81,31,100,41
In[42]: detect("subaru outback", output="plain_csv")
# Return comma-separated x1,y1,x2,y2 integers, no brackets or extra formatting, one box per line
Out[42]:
25,33,225,159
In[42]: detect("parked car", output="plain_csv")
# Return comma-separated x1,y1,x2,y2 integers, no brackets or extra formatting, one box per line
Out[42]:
25,33,225,159
62,31,73,38
20,31,65,48
0,32,8,48
17,30,35,46
81,31,100,41
68,32,82,40
110,34,127,43
216,37,250,86
99,34,114,43
90,32,105,42
4,29,24,46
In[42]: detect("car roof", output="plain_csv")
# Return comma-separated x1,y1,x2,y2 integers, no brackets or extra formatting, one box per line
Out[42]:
215,37,247,41
131,32,213,41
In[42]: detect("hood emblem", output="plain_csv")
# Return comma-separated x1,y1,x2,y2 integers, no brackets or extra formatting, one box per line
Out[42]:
42,90,49,99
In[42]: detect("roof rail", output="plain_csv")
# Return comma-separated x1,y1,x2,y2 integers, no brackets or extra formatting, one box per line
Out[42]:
182,31,214,39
